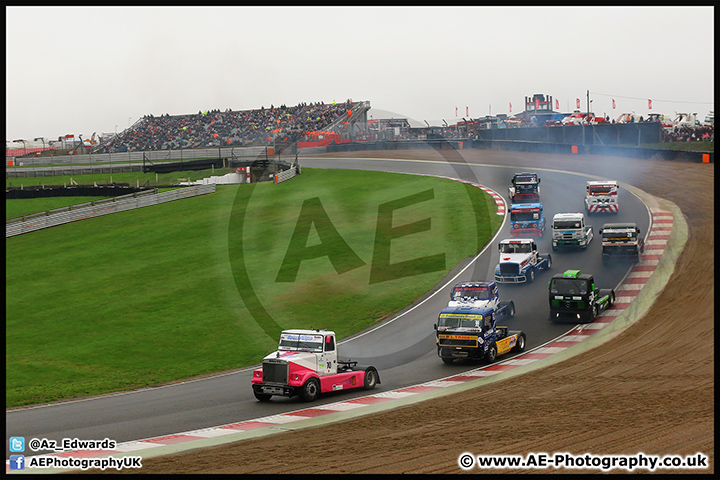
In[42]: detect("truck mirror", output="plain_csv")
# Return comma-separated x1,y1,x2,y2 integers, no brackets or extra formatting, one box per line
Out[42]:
433,324,437,330
598,229,603,234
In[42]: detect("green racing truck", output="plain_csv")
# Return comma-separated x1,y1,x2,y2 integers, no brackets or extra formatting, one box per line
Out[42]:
548,269,615,323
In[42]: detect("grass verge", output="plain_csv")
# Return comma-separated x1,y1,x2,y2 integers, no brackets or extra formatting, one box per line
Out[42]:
6,168,501,407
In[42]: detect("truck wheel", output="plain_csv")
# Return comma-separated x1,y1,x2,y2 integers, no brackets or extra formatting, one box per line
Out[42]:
300,378,320,402
253,390,272,402
526,268,535,283
363,369,378,390
485,344,498,364
513,333,526,353
544,255,552,270
442,357,455,365
507,301,515,318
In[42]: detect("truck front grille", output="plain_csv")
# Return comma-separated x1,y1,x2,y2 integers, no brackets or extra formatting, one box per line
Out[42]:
438,335,479,348
262,361,288,384
499,263,520,275
551,299,587,310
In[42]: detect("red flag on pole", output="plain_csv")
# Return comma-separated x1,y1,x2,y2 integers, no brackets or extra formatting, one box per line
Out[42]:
455,106,458,117
466,106,469,117
648,99,652,110
509,102,512,113
612,99,616,109
556,99,559,110
576,98,581,109
535,97,540,110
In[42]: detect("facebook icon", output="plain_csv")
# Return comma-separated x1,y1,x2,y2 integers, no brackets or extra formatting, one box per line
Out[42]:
9,455,25,470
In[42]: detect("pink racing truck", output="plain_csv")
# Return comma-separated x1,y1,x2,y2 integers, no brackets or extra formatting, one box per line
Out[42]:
251,329,380,402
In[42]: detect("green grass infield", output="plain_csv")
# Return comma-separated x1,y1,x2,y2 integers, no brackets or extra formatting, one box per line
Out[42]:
6,168,501,407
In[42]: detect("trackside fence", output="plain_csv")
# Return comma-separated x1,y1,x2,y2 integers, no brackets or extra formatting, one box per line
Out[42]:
274,163,300,184
6,184,216,237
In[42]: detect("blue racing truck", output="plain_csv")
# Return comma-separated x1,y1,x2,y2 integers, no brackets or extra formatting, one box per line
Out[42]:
494,238,552,284
509,203,545,237
433,282,524,364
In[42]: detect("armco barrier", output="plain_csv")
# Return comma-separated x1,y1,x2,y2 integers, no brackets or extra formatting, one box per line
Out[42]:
274,164,299,184
5,145,271,168
6,184,216,237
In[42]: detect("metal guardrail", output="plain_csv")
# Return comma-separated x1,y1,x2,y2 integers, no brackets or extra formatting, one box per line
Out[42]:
274,164,299,184
6,163,144,178
6,184,216,237
6,145,271,168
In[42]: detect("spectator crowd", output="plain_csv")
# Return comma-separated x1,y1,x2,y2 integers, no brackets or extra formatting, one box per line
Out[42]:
663,124,714,143
92,99,357,153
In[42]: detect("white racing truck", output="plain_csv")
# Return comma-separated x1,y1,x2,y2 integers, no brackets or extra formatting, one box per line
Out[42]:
494,238,552,283
585,180,619,214
552,212,593,250
251,329,380,402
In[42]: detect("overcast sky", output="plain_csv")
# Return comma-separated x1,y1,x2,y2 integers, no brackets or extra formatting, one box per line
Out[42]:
6,6,714,142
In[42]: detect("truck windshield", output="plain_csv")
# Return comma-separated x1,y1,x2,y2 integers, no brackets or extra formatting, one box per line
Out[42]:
602,230,637,242
550,278,589,295
278,333,324,352
511,211,540,222
452,287,490,300
588,186,615,195
438,314,482,329
554,220,581,229
500,243,531,254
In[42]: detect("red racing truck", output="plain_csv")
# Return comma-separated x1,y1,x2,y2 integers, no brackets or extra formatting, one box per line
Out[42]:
251,329,380,402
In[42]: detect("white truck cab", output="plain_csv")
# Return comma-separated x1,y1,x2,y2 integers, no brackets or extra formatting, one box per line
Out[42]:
277,329,338,375
552,212,593,250
494,238,552,283
585,180,619,214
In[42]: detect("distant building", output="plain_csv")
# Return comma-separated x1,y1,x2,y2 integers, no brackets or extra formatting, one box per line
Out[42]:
367,117,411,140
515,93,564,126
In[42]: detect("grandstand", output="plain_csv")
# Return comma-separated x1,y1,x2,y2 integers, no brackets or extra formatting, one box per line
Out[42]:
91,100,370,154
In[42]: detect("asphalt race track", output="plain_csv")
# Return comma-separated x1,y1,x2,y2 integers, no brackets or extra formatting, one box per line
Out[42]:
5,156,651,458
